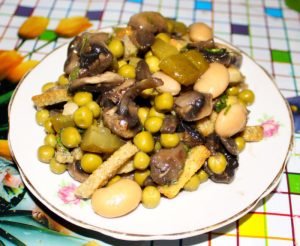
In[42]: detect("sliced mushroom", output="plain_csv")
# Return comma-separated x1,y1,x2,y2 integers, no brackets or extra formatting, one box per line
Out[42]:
122,35,138,59
103,77,163,138
68,161,89,183
103,106,141,139
202,44,243,68
117,77,163,117
64,32,113,78
85,32,110,45
150,143,187,185
68,71,124,93
220,137,239,156
194,62,229,99
101,78,135,106
160,115,179,133
178,121,205,147
128,11,168,34
203,134,239,183
64,36,81,74
187,39,215,51
79,42,113,77
203,161,236,184
135,60,152,81
130,29,155,53
174,91,213,121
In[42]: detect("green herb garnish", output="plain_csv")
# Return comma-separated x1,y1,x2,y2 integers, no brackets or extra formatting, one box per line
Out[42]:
68,67,80,81
80,34,89,54
224,104,232,115
214,94,228,113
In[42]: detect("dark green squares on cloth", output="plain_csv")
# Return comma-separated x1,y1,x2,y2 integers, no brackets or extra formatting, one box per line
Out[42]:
271,50,291,63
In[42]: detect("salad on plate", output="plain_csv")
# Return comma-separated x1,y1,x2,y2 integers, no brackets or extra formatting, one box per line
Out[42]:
31,11,263,218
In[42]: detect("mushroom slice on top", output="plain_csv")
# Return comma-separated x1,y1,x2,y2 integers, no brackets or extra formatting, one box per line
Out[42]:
178,121,205,147
103,106,141,139
220,137,239,156
150,143,187,185
160,115,179,133
64,32,113,78
202,43,243,68
68,161,89,183
64,36,81,75
135,60,152,81
130,29,155,53
101,78,135,106
128,11,168,34
103,77,163,138
68,71,124,93
174,91,213,121
187,39,215,51
117,77,163,116
79,42,113,77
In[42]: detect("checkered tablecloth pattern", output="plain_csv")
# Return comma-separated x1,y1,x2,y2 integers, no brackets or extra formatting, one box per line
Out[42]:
0,0,299,245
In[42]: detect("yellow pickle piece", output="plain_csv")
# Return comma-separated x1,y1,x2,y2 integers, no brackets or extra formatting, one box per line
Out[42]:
159,53,201,86
151,38,179,60
183,49,209,76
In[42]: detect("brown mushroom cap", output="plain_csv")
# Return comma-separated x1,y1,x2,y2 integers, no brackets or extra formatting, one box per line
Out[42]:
150,143,187,185
68,71,124,93
64,32,113,78
103,107,141,139
128,11,168,34
174,91,213,121
68,161,89,183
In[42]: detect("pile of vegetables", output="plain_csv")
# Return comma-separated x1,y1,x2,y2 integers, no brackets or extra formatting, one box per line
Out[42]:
32,12,263,217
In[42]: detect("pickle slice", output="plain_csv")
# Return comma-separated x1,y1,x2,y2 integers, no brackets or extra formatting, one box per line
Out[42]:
151,38,178,60
50,114,75,132
183,50,209,76
159,54,200,86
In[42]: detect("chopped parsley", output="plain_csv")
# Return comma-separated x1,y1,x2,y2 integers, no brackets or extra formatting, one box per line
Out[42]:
214,94,228,113
68,67,80,81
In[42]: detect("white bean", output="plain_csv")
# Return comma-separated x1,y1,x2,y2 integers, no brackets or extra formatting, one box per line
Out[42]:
153,71,181,95
91,179,142,218
228,66,244,84
193,62,229,99
215,103,247,138
189,22,213,42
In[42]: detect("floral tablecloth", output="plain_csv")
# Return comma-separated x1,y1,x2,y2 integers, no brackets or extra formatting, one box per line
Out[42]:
0,0,299,245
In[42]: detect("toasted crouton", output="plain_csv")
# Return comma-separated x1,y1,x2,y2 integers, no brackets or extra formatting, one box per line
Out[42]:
32,88,70,108
158,145,210,199
196,111,217,137
240,126,264,142
117,160,134,174
75,142,138,199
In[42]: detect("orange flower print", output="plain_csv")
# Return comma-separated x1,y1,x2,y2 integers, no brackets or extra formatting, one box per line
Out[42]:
6,60,39,83
55,16,92,38
18,16,49,39
0,140,12,160
0,50,23,80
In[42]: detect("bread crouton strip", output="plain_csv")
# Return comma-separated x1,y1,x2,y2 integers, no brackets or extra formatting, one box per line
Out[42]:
32,88,70,108
158,145,210,199
75,142,138,199
240,125,264,142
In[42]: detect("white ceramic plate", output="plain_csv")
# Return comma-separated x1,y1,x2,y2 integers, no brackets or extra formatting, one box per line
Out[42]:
8,33,293,240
